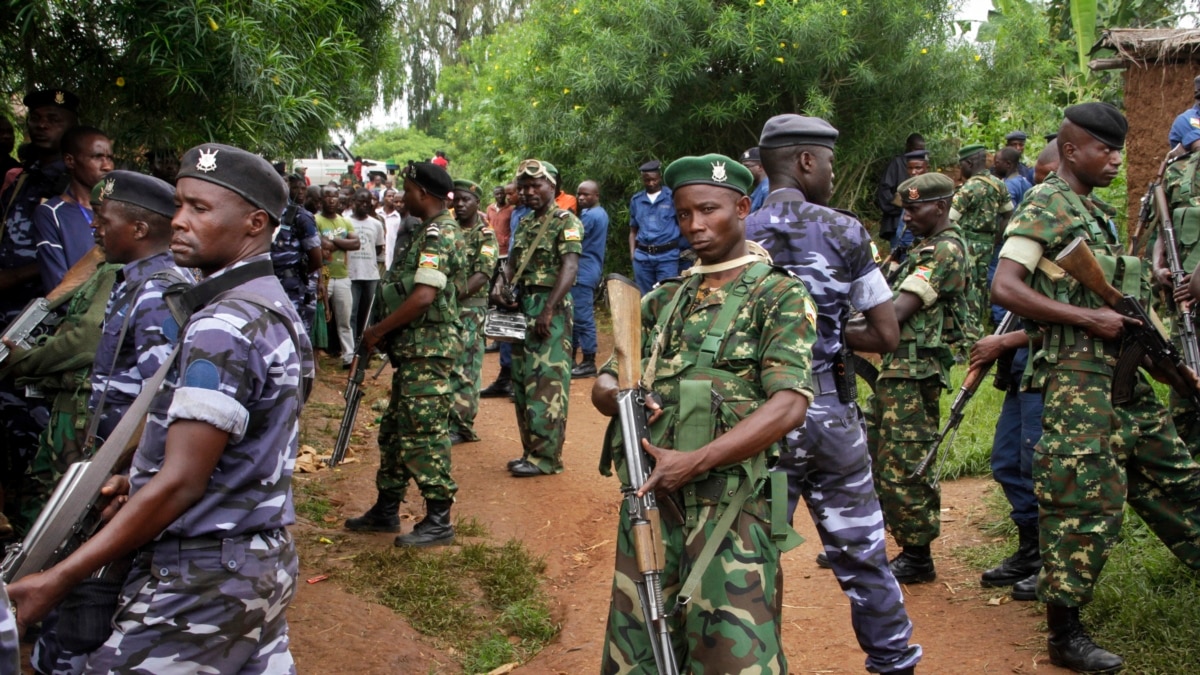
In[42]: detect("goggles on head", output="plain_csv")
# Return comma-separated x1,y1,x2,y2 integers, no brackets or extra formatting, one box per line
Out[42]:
516,159,557,187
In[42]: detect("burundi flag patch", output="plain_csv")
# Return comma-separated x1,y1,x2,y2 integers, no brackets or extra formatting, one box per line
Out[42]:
870,240,881,264
563,225,582,241
419,252,440,269
481,244,497,257
1191,117,1200,129
914,266,932,283
803,297,817,328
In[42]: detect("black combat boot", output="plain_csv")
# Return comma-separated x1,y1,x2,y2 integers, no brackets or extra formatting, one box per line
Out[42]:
889,545,936,584
345,494,401,533
1011,572,1037,601
1046,603,1123,673
394,499,455,547
571,353,597,379
981,523,1041,587
480,366,513,398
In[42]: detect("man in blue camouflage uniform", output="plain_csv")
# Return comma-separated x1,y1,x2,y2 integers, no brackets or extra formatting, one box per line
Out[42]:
629,160,686,294
0,89,78,533
1168,76,1200,150
747,114,921,675
351,161,465,547
274,174,322,333
8,142,313,674
0,584,16,675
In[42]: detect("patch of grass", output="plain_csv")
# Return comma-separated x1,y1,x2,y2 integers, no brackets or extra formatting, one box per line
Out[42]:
294,478,335,524
454,515,489,539
341,538,557,672
960,482,1200,673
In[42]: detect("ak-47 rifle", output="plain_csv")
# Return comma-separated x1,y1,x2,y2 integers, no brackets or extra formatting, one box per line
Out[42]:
0,246,105,364
1128,145,1183,256
1056,237,1200,407
1153,177,1200,376
606,273,679,675
911,311,1018,479
329,292,376,468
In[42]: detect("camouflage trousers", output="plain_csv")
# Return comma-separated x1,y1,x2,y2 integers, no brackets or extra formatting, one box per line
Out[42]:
377,356,457,502
867,375,942,547
1034,368,1200,606
601,489,785,674
22,402,89,526
963,235,995,326
447,306,485,442
775,389,922,673
511,290,572,473
1169,324,1200,456
83,529,298,674
0,584,17,675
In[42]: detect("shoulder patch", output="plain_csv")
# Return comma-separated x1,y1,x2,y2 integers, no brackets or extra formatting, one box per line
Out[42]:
914,266,932,283
556,209,571,219
481,243,497,257
869,240,881,263
419,252,441,269
563,224,583,241
182,359,221,390
803,296,817,327
425,225,441,239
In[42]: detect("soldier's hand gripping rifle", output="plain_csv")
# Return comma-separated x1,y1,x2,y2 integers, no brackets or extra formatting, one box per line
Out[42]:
1152,180,1200,376
911,311,1018,479
1055,237,1200,407
606,273,679,675
329,293,376,468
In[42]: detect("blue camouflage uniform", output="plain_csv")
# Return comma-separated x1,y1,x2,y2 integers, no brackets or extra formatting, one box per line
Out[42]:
747,188,922,674
33,196,96,292
0,159,65,514
83,255,312,674
0,584,17,675
571,203,608,357
629,186,684,294
272,203,321,332
88,250,194,443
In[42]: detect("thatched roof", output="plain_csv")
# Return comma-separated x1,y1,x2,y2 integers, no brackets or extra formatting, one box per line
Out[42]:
1092,28,1200,65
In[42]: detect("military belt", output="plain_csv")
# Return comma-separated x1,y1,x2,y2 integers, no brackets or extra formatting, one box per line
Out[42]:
461,297,487,308
688,473,731,504
636,242,679,255
519,283,554,292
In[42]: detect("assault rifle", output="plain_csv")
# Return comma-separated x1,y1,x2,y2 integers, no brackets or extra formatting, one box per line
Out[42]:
1127,145,1184,256
606,273,679,675
329,293,376,468
1056,237,1200,407
1152,174,1200,376
0,246,105,364
911,311,1018,479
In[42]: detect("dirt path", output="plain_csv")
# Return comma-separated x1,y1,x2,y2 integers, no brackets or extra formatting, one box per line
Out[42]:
289,340,1068,674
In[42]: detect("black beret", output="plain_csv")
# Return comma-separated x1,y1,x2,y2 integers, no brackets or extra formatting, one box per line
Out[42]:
95,170,176,218
639,160,662,173
23,89,79,113
759,114,839,149
903,150,929,161
401,161,453,200
1005,131,1028,142
739,147,761,163
1063,102,1127,149
177,143,288,223
895,173,955,206
1044,132,1058,142
663,154,754,196
453,178,482,200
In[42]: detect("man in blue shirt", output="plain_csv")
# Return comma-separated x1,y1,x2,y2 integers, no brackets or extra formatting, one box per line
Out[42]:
628,160,683,294
992,147,1033,208
740,146,770,212
1169,76,1200,150
570,180,608,378
1005,131,1035,182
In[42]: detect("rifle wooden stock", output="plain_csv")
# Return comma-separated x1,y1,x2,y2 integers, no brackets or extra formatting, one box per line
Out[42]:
47,246,104,307
1054,238,1125,307
606,274,643,390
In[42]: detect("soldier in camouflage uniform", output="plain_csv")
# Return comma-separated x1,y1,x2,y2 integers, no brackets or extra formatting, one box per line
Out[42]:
350,161,465,547
8,143,314,674
747,114,921,675
993,103,1200,673
953,144,1014,325
0,89,78,533
593,154,815,674
1153,146,1200,453
492,159,581,477
869,172,973,585
447,178,498,445
274,174,323,333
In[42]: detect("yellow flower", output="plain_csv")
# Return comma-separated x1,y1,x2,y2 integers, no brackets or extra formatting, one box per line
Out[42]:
840,8,847,15
779,42,786,48
974,54,981,61
487,85,494,91
574,105,582,110
775,57,785,64
271,75,281,85
115,77,126,87
208,16,219,31
920,48,928,54
532,100,539,107
312,98,321,105
573,7,579,13
756,0,765,6
535,66,541,71
563,87,570,94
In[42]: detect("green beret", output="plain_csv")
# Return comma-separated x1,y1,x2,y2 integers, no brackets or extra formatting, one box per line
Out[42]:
894,173,955,206
663,154,754,196
453,178,482,200
958,144,987,161
1064,102,1127,149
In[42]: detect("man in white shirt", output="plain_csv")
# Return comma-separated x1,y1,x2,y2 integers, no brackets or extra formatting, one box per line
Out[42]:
348,188,385,342
377,188,405,270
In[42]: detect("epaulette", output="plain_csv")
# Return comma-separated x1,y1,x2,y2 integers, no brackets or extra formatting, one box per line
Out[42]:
771,264,803,282
555,209,571,219
831,206,860,220
424,223,442,239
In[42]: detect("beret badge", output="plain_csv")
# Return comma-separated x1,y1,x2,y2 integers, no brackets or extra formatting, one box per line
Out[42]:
54,91,65,105
908,187,920,200
100,177,116,201
711,162,727,183
196,148,219,173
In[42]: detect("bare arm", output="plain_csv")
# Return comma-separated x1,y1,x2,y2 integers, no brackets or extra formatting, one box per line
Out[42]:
463,272,490,299
535,253,579,338
991,258,1131,341
845,301,899,353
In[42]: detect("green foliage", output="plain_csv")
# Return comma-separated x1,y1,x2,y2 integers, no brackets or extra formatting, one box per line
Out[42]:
0,0,401,158
439,0,981,216
351,126,448,167
1069,0,1098,70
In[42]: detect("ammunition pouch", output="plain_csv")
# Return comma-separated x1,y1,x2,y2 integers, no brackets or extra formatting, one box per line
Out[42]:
1173,204,1200,273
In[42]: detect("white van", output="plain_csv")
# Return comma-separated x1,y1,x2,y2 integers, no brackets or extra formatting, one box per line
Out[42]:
292,143,391,186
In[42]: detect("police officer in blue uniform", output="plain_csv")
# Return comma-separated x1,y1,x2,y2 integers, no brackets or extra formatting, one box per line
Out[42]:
628,160,686,294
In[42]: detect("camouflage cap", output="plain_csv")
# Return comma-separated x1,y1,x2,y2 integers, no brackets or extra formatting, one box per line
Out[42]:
895,172,955,206
177,143,288,223
93,170,176,217
958,144,987,161
453,178,482,200
663,153,754,196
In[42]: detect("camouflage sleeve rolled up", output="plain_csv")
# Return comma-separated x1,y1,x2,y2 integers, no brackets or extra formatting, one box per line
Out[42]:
896,236,968,308
412,217,461,291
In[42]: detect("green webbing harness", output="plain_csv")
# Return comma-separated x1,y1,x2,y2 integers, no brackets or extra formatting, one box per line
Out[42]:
1170,155,1200,273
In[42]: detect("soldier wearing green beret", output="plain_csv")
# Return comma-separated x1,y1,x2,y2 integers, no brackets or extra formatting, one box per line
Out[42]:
954,144,1014,326
447,178,498,445
593,153,814,673
868,172,973,585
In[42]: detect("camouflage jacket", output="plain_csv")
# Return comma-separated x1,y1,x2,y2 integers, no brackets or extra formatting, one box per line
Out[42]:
952,173,1014,240
379,209,465,359
458,213,499,306
510,208,583,287
1161,151,1200,272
